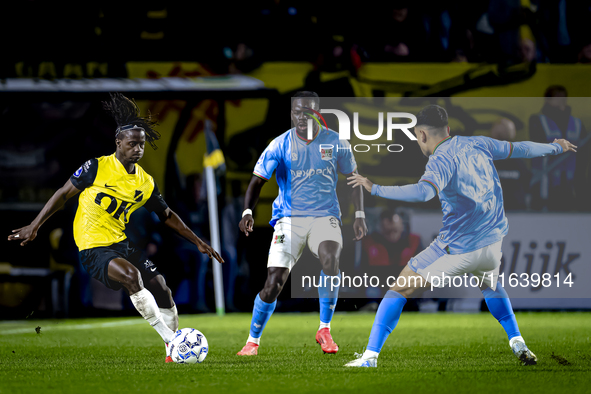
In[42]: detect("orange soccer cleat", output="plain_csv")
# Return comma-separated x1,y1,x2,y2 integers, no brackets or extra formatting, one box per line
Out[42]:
237,342,259,356
316,328,339,354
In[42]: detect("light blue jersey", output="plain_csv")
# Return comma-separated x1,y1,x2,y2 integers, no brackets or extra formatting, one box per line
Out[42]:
372,136,562,254
419,135,562,254
253,127,357,227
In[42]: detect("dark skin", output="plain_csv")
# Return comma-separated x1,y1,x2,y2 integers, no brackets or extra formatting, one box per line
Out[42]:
239,98,367,303
8,129,223,304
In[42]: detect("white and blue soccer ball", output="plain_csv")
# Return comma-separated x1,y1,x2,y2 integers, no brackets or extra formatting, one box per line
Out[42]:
170,328,209,364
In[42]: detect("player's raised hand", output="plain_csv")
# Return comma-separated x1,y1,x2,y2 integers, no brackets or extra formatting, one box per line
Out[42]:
7,224,38,246
239,214,254,237
353,218,368,241
554,138,577,153
347,173,374,193
197,239,224,263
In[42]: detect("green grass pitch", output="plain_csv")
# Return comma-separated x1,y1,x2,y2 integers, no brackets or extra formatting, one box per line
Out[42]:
1,312,589,394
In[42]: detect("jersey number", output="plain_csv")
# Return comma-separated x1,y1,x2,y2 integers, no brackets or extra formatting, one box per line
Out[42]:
95,192,143,222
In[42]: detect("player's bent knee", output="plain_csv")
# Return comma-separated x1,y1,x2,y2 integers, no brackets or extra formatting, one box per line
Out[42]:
319,253,340,276
121,267,143,292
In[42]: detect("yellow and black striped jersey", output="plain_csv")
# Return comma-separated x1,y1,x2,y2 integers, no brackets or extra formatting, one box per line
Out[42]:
70,154,167,251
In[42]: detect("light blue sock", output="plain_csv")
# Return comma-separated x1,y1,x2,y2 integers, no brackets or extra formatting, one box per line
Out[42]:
249,293,276,339
366,290,407,353
482,284,521,340
318,270,340,324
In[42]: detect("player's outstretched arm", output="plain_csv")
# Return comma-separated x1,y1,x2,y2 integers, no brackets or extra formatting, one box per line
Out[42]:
7,179,81,246
487,136,577,160
348,171,368,241
239,175,266,237
160,208,224,263
347,173,436,203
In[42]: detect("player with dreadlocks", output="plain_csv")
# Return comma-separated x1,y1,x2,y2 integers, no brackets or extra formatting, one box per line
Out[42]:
8,93,223,363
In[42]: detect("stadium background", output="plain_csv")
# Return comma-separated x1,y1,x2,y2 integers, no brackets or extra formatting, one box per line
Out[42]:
1,1,590,319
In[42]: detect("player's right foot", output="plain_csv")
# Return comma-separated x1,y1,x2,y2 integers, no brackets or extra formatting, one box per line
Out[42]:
511,339,537,365
344,353,377,368
237,342,259,356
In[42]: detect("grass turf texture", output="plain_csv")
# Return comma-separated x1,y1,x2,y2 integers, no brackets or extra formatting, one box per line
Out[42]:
0,312,589,394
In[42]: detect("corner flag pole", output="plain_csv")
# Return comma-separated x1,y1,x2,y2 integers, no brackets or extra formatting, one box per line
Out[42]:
205,165,225,316
203,119,226,317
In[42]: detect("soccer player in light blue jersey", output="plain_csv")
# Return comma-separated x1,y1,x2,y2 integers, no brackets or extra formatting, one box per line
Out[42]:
236,91,368,356
345,105,577,367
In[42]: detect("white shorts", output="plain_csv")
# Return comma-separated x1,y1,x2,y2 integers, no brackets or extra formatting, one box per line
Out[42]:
267,216,343,271
409,240,503,290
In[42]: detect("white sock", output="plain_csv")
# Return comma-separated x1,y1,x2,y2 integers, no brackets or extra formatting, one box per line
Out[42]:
129,288,174,343
509,336,525,348
247,334,260,345
363,350,380,359
318,322,331,331
159,305,179,332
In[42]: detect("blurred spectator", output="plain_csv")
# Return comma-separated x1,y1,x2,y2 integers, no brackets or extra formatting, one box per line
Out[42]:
355,2,428,62
577,42,591,64
535,0,591,63
529,86,588,210
491,118,532,210
519,38,537,62
171,173,239,312
361,208,422,291
481,0,533,64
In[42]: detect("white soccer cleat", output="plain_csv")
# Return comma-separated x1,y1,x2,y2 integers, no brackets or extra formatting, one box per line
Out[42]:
511,339,537,366
344,352,377,368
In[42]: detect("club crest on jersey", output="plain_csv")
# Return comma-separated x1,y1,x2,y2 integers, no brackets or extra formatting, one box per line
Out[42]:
321,148,333,161
329,217,338,228
274,234,285,244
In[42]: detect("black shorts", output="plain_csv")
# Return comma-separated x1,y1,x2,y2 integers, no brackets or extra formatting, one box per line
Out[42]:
79,240,161,290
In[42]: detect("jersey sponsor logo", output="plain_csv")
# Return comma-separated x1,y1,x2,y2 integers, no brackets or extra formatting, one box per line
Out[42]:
321,148,333,161
73,167,83,177
95,192,136,222
274,234,285,244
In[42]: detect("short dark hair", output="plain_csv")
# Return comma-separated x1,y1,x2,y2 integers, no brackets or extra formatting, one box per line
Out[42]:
292,91,319,109
416,105,448,129
544,85,568,97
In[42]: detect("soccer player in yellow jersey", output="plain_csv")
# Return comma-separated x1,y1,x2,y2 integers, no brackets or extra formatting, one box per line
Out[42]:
7,93,223,363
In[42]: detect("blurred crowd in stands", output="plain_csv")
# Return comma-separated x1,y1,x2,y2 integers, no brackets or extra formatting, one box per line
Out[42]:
3,1,591,78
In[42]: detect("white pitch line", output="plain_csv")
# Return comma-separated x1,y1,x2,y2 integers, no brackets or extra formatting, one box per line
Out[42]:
0,319,144,335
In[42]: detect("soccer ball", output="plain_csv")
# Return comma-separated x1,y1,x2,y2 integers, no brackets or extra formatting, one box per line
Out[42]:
169,328,209,364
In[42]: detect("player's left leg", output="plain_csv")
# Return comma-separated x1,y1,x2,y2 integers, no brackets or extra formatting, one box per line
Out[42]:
145,275,179,363
145,275,178,332
474,241,537,365
345,242,444,367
